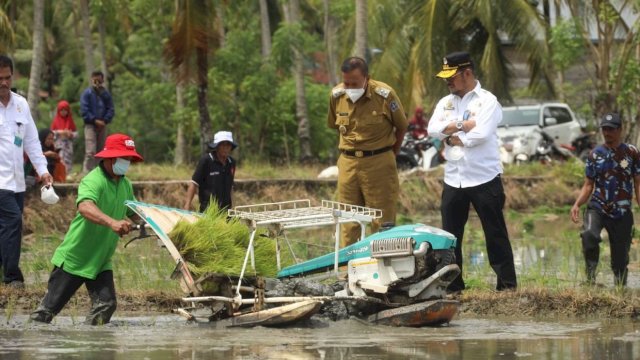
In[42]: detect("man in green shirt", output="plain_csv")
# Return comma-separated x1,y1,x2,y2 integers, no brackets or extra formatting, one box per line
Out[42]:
30,133,143,325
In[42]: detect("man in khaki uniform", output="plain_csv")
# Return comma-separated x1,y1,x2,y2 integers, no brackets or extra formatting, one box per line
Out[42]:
327,57,408,247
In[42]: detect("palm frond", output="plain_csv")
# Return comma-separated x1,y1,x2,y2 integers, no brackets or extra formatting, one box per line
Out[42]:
0,9,15,53
163,0,218,84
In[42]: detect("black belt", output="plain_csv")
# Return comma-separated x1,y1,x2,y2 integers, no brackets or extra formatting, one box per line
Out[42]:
340,146,392,158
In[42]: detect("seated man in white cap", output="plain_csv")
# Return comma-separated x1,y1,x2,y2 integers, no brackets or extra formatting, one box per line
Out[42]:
184,130,237,212
30,133,143,325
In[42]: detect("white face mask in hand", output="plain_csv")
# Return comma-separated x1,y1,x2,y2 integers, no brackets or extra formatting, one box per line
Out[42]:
447,146,464,161
41,185,59,205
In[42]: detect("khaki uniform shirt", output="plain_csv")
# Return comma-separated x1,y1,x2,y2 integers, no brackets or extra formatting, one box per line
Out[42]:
327,79,408,151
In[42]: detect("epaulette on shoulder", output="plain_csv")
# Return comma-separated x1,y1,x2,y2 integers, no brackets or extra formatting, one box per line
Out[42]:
332,87,345,98
375,87,390,99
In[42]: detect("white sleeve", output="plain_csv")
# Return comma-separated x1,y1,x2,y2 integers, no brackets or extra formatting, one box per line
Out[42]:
427,98,448,140
458,97,501,148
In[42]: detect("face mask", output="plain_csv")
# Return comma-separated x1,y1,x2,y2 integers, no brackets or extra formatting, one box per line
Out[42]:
345,80,367,103
40,185,59,205
346,88,365,103
113,158,131,175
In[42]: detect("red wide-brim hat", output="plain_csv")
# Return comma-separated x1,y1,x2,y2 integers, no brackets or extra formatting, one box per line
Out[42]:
95,133,144,162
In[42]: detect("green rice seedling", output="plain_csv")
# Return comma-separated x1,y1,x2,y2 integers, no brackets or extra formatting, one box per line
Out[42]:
168,204,288,278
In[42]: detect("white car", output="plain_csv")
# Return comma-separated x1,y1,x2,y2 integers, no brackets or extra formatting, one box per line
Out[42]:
497,103,582,164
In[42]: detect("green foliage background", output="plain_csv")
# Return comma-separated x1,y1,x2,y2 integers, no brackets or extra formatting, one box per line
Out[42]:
3,0,640,164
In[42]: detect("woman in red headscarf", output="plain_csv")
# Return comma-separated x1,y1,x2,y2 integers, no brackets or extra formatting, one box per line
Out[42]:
409,107,429,139
50,100,77,177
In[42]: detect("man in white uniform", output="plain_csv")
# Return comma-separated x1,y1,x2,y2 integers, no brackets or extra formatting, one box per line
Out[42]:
0,54,52,288
427,51,517,293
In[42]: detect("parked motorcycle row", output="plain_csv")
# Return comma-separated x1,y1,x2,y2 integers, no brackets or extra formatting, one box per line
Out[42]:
499,129,596,165
394,131,597,173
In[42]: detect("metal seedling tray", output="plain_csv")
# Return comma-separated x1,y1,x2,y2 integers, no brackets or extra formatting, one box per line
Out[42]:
228,199,382,295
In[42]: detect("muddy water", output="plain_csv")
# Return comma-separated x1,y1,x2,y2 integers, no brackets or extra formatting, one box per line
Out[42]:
1,314,639,359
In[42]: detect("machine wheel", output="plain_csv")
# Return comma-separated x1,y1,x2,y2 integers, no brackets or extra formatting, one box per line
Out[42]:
434,249,456,272
423,248,456,277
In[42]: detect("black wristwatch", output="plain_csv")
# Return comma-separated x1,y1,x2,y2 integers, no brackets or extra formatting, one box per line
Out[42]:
445,137,452,146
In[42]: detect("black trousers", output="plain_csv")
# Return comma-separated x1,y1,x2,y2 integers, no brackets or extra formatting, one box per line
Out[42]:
0,190,25,283
30,266,117,325
581,208,633,286
441,176,517,291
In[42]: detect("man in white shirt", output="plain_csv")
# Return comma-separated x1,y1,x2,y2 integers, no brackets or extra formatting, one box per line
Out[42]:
0,55,52,289
427,51,517,293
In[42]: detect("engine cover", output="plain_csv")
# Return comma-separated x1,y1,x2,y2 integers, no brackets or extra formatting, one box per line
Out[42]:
347,256,415,296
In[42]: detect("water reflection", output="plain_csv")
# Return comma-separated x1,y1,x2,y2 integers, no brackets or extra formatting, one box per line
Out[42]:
458,212,640,288
1,315,639,359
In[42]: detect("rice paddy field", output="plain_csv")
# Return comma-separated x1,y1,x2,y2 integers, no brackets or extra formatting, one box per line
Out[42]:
3,162,640,359
6,161,640,318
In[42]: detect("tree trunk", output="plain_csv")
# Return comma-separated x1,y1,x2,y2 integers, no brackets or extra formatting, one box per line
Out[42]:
287,0,312,161
215,1,225,47
27,0,45,122
259,0,271,59
174,81,187,165
324,0,338,85
556,71,565,102
79,0,94,82
97,17,109,89
196,47,213,155
354,0,367,59
9,0,16,28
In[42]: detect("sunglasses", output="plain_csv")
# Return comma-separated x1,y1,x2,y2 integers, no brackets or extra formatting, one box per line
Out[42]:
443,70,464,82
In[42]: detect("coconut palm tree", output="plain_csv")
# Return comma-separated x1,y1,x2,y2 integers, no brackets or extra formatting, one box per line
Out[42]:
283,0,312,161
27,0,44,121
353,0,367,58
79,0,94,82
259,0,271,58
164,0,220,155
0,8,15,53
369,0,554,110
93,0,114,89
323,0,339,85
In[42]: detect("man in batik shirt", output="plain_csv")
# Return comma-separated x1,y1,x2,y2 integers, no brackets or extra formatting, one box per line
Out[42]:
570,113,640,286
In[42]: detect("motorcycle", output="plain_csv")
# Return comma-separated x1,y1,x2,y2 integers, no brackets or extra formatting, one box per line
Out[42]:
535,130,574,164
569,132,596,162
499,128,573,165
396,132,442,172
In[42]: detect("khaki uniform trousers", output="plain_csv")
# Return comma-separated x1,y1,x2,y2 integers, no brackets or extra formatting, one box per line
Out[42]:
337,150,399,247
83,124,107,173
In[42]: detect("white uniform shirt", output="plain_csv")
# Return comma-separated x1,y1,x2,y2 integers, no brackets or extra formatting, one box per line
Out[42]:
0,92,48,192
428,81,503,188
